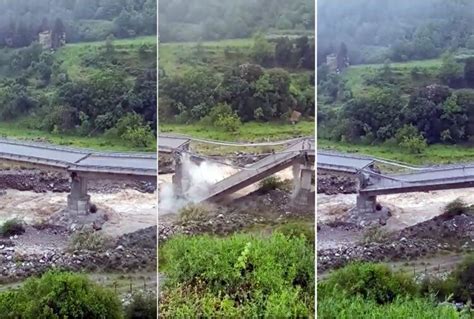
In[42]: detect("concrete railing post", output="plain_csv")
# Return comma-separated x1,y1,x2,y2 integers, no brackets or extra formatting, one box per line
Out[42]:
67,172,90,215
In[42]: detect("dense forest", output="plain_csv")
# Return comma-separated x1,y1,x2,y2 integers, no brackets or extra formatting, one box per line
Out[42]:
318,0,474,153
0,0,156,48
159,0,314,42
318,0,474,65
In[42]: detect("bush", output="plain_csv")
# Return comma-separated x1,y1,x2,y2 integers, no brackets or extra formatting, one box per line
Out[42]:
444,198,470,217
114,113,154,147
319,262,418,304
0,271,122,318
396,125,427,153
274,222,315,246
125,292,157,319
214,113,241,132
122,125,154,147
0,219,25,237
318,262,472,318
421,254,474,304
159,233,314,318
68,228,111,252
178,203,216,223
361,225,390,244
258,176,287,192
318,292,463,318
448,254,474,303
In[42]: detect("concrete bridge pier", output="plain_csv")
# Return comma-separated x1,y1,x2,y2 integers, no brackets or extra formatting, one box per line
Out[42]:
67,172,90,215
292,161,314,205
172,151,183,196
356,194,376,213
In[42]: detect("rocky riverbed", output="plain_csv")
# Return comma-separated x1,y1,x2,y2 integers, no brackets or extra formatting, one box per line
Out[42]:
159,188,314,242
0,169,156,194
318,212,474,273
317,171,358,195
0,226,157,283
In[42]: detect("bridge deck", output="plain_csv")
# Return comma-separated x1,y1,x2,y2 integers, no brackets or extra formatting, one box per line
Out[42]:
197,139,314,202
0,139,156,176
158,136,190,152
361,165,474,196
317,151,374,173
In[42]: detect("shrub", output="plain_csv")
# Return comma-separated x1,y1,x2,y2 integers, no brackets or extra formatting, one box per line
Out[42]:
395,124,428,154
122,125,154,147
125,292,157,319
68,228,111,252
114,113,154,147
420,255,474,305
274,222,315,246
446,254,474,303
399,135,427,154
178,203,216,223
159,233,314,318
319,262,418,304
214,113,241,132
0,271,122,318
318,292,463,318
444,198,470,217
258,176,287,192
0,219,25,237
361,225,390,244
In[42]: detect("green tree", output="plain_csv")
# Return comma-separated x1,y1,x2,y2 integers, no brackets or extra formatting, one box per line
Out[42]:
251,33,274,67
336,42,349,70
464,57,474,84
439,53,464,86
275,37,292,67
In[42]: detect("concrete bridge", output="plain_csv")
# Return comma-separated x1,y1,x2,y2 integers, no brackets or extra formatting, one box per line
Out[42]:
159,134,315,205
317,150,474,213
0,139,156,214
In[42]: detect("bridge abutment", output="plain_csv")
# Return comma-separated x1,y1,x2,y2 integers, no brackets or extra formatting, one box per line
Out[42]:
67,173,90,215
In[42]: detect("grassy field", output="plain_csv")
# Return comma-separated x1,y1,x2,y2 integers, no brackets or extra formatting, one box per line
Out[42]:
159,37,312,77
160,121,314,141
343,58,442,96
318,138,474,165
159,38,255,75
0,121,156,152
56,36,156,80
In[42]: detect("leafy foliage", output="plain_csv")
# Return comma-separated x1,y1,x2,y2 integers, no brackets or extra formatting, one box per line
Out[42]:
319,262,418,304
68,228,111,252
159,233,314,318
0,219,25,237
125,292,157,319
0,271,123,318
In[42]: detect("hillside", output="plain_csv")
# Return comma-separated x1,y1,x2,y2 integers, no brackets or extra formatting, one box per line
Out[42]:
0,0,156,48
159,0,313,43
318,53,474,163
0,36,157,151
318,0,474,65
159,36,315,141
